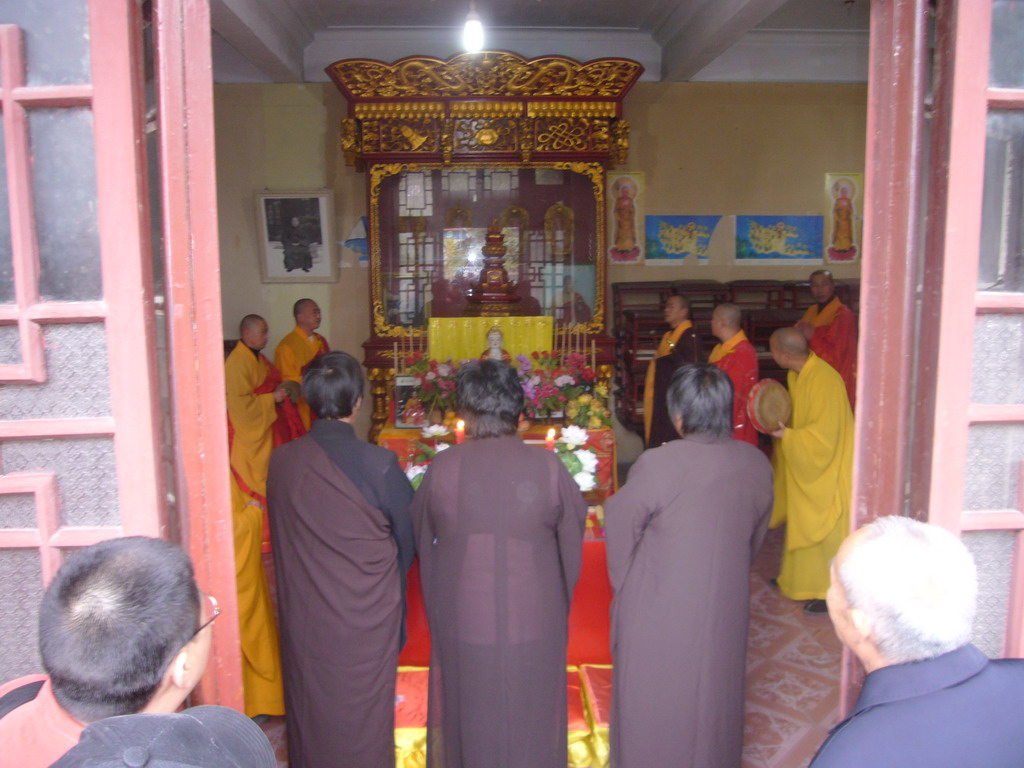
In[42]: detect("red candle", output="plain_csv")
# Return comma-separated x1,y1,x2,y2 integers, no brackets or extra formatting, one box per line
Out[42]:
546,427,556,451
455,419,465,444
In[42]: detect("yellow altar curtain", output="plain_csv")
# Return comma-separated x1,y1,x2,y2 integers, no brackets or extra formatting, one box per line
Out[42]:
428,316,554,363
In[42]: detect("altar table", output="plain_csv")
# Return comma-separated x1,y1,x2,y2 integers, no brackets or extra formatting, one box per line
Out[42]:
377,422,618,494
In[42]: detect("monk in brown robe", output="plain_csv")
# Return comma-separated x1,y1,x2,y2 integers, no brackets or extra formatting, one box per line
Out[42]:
411,360,587,768
267,351,414,768
644,294,701,448
607,364,774,768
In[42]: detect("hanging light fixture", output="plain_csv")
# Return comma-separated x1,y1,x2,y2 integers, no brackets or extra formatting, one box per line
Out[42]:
462,0,484,53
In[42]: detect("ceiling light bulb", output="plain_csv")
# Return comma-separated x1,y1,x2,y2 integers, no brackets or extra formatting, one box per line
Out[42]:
463,8,484,53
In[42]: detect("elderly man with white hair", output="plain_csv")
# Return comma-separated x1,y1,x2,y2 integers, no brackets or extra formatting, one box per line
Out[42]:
810,516,1024,767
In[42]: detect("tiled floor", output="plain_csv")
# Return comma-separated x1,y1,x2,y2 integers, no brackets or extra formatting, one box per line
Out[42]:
259,527,842,768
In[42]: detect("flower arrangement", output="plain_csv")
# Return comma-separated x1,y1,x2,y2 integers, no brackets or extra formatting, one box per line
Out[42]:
516,351,598,420
404,426,454,490
403,351,459,426
554,425,598,492
565,382,612,429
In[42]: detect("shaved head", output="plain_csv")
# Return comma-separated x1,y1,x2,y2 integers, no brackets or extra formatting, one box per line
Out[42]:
239,314,265,334
713,303,742,331
809,269,834,283
771,327,809,358
293,298,316,319
667,294,689,311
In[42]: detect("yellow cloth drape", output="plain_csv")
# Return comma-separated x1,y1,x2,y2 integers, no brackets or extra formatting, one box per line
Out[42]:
708,329,749,364
427,316,553,363
274,326,329,428
800,297,842,329
225,344,285,717
771,353,854,601
580,664,613,768
643,321,691,444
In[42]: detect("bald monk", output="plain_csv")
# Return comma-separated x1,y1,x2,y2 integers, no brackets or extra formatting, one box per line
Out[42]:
708,303,759,446
644,295,701,448
795,270,857,408
225,314,287,716
769,327,853,613
275,298,330,429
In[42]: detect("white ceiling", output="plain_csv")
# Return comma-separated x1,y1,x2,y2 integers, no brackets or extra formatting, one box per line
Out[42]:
210,0,870,85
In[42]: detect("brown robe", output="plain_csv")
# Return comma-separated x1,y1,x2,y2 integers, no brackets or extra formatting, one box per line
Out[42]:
606,433,773,768
267,429,408,768
647,325,701,449
411,435,587,768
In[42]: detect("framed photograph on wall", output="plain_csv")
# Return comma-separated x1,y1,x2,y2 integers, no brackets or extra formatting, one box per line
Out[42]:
255,191,337,282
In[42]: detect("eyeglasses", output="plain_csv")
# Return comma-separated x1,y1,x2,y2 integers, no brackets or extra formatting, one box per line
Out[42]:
191,593,221,640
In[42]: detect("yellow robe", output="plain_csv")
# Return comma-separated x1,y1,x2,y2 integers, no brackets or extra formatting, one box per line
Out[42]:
225,342,285,717
770,352,853,601
643,321,692,444
273,326,329,429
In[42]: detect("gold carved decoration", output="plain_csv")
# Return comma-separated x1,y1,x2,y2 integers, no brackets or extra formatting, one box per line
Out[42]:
526,101,618,118
445,205,472,228
519,118,534,163
450,101,522,118
381,119,437,152
455,118,516,152
612,120,630,167
536,119,592,153
328,52,643,100
341,118,359,166
544,202,575,257
355,102,444,119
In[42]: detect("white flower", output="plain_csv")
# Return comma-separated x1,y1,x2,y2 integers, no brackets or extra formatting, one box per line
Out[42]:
529,374,541,387
560,425,588,448
425,371,437,380
574,449,598,474
437,363,453,377
405,465,427,482
421,424,450,438
554,375,575,387
434,442,450,452
573,471,596,492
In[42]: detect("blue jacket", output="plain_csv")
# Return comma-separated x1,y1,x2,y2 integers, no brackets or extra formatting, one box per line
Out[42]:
810,644,1024,767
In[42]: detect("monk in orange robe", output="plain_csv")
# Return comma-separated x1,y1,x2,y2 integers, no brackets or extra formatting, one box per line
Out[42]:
225,314,289,717
274,298,330,429
644,295,701,448
708,303,759,446
796,270,857,408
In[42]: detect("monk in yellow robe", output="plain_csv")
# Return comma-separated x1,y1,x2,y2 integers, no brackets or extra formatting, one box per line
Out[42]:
644,294,701,448
274,298,330,429
768,327,853,613
225,314,287,717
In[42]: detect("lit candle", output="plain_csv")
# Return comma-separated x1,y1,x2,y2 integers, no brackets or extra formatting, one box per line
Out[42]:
546,427,556,451
455,419,465,444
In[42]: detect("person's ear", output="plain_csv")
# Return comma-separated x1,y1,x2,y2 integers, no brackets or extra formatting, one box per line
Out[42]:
167,647,194,692
849,607,873,643
673,416,684,437
353,396,363,415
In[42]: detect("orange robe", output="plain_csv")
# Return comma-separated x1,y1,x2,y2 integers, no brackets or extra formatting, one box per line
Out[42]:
709,330,759,446
225,341,286,717
274,326,330,429
800,297,857,408
643,321,695,447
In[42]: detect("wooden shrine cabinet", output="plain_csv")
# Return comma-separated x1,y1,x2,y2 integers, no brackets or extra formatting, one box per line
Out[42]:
326,52,643,438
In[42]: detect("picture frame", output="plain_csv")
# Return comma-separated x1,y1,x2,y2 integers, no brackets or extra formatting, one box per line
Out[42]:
255,191,337,283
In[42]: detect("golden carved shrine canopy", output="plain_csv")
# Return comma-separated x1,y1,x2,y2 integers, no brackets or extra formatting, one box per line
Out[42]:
325,51,643,167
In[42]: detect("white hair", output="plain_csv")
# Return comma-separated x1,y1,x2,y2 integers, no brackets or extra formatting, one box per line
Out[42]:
838,516,977,664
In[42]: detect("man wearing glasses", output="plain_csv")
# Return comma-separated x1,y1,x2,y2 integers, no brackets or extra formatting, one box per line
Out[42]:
0,537,224,768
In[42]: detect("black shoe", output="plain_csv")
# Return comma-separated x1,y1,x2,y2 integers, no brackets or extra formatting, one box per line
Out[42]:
768,577,779,588
803,599,828,615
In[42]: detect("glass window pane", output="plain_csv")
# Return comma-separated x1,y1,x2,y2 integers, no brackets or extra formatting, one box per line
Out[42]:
971,313,1024,404
0,114,12,304
978,111,1024,292
962,531,1014,659
963,423,1024,512
29,108,102,301
4,1,91,87
990,0,1024,88
0,549,43,680
0,325,19,364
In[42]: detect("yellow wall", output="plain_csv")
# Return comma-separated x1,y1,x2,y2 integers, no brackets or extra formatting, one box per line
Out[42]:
215,81,867,442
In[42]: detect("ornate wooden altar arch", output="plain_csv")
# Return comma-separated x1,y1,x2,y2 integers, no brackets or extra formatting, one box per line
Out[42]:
326,51,643,438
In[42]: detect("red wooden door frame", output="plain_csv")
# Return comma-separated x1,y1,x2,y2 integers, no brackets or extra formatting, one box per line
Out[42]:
153,0,243,709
